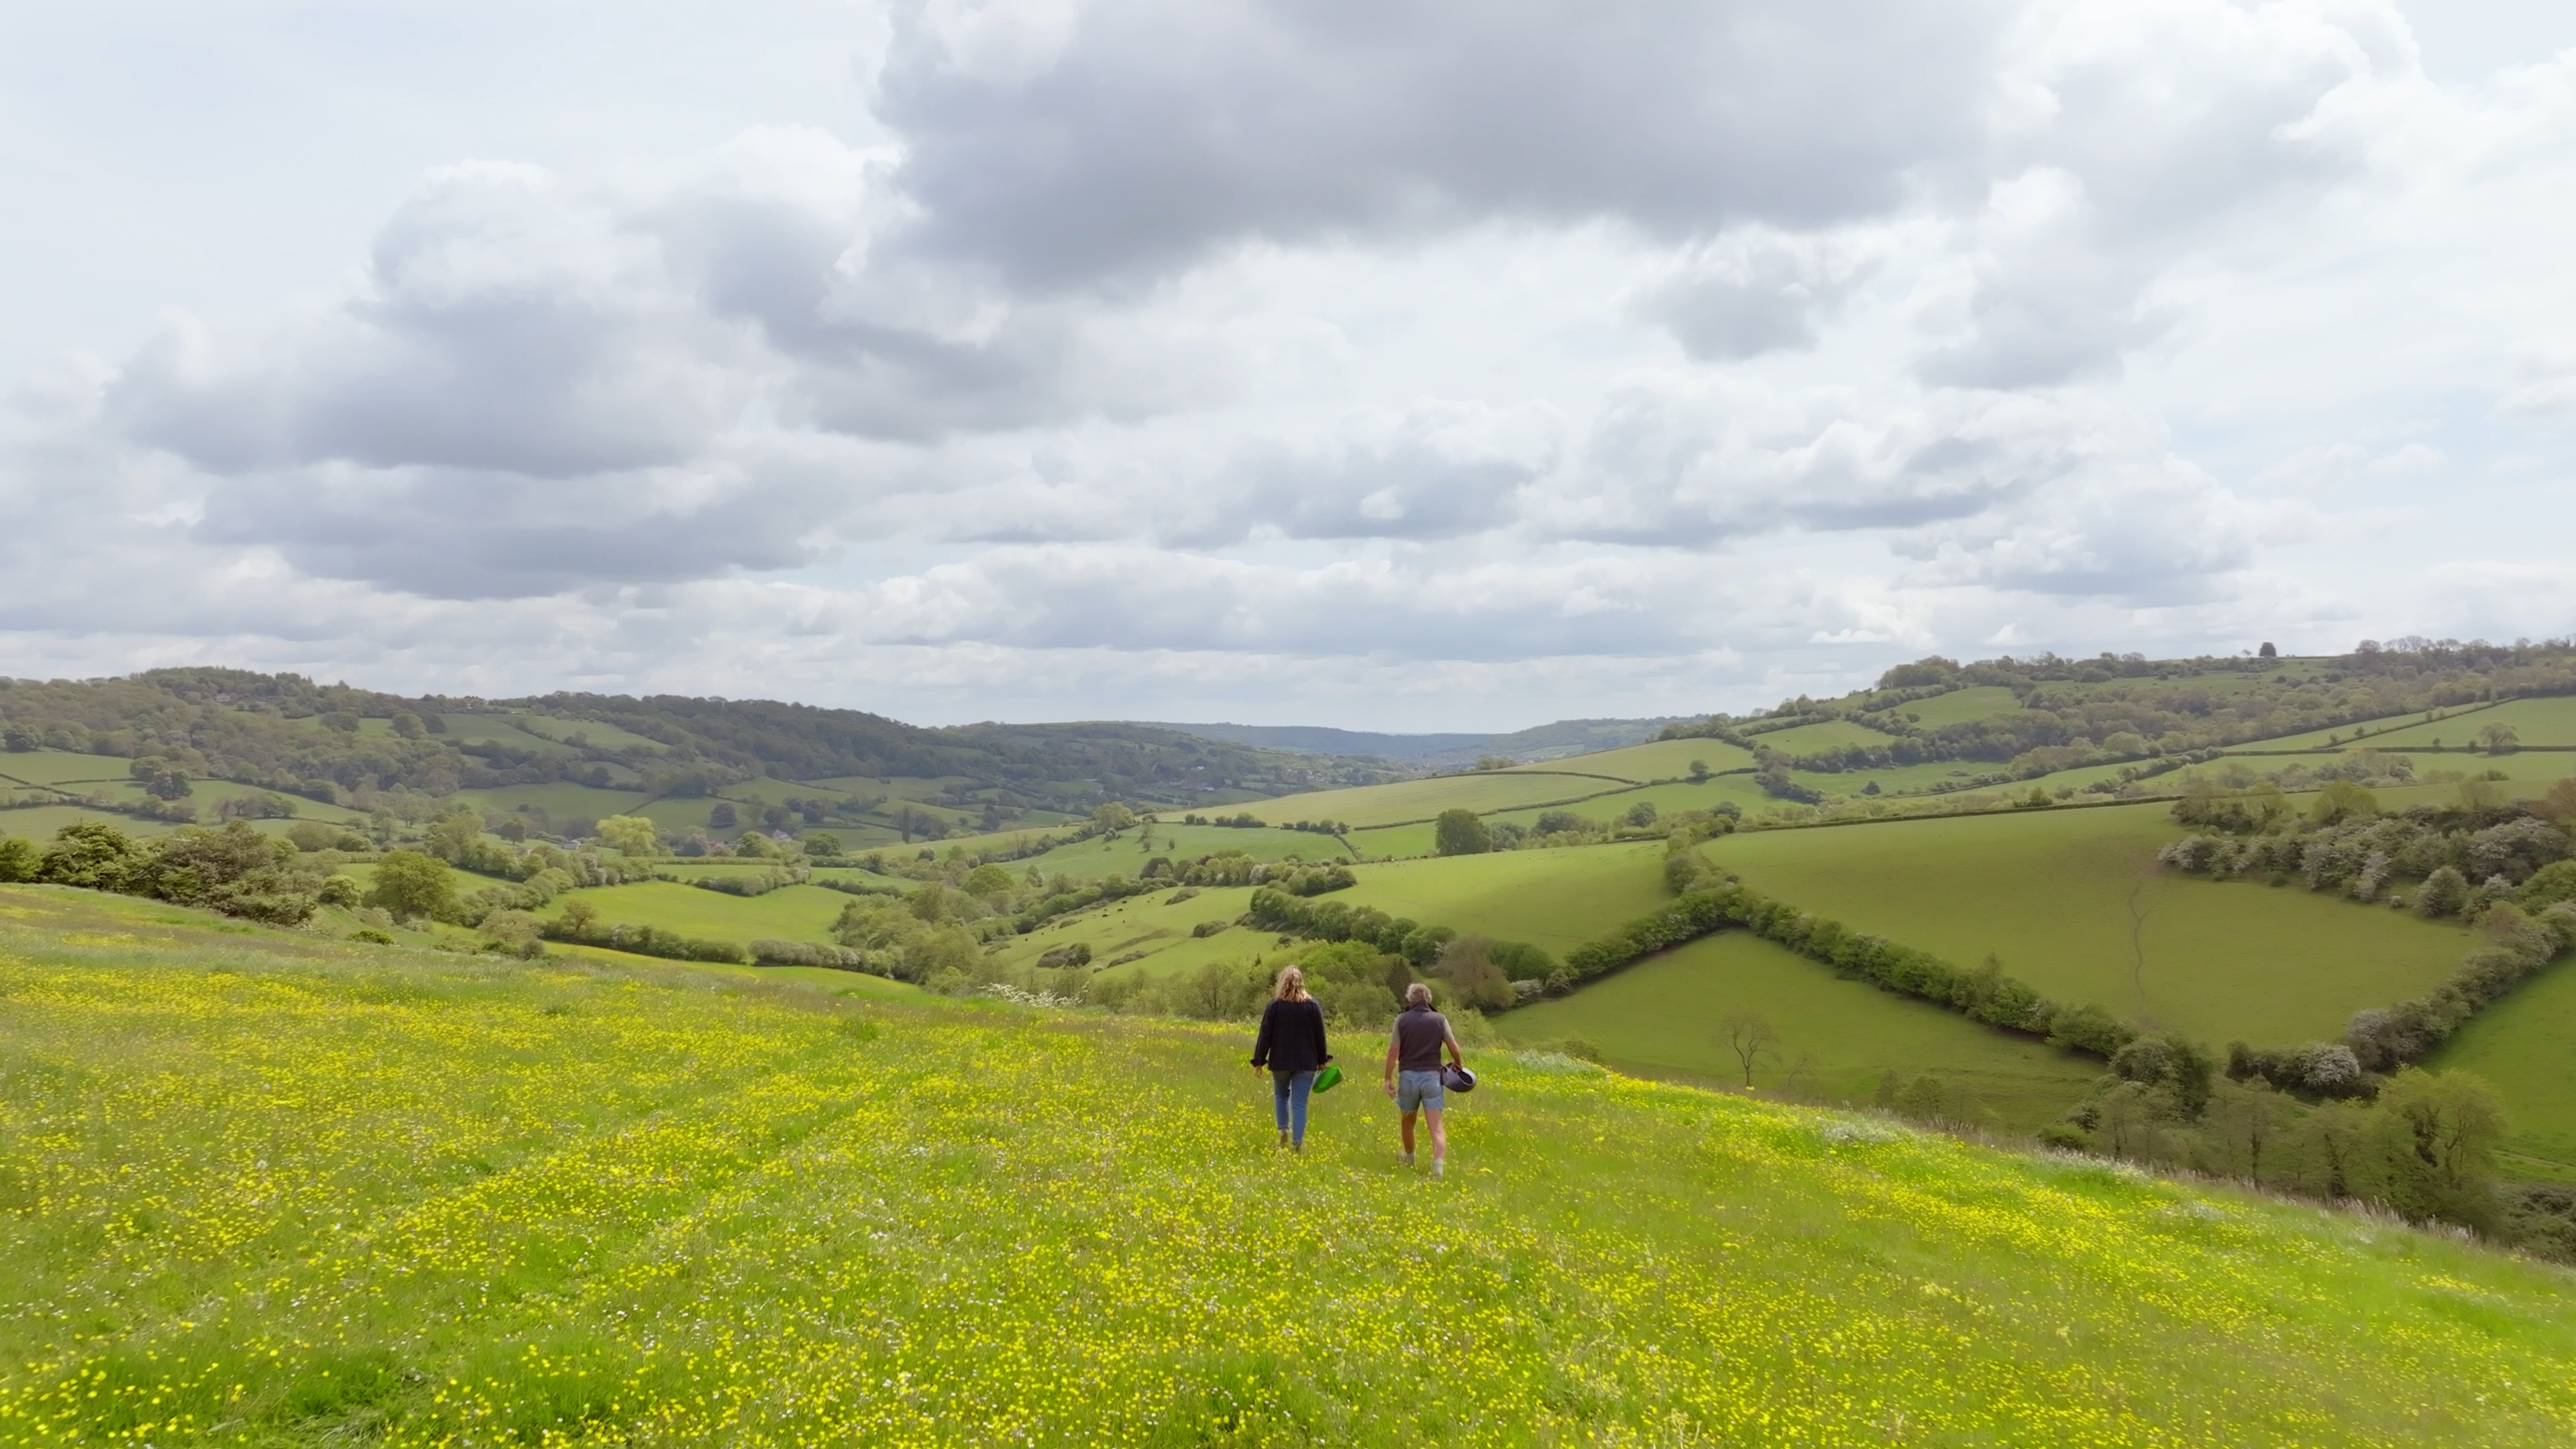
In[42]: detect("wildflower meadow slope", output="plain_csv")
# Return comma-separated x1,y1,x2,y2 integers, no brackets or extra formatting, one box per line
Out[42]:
3,885,2574,1446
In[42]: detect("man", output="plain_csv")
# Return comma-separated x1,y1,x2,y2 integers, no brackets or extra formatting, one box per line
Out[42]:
1383,983,1465,1177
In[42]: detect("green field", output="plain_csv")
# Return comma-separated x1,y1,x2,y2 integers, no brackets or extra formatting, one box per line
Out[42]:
5,884,2575,1446
1238,771,1627,828
451,781,652,824
435,714,586,758
538,880,855,945
1332,842,1673,955
1884,684,2025,729
994,883,1271,979
0,805,185,841
1504,737,1753,783
2283,696,2576,751
0,749,133,787
1011,822,1352,882
1503,931,2102,1129
1745,717,1898,753
1698,804,2472,1046
506,714,671,753
2431,955,2576,1181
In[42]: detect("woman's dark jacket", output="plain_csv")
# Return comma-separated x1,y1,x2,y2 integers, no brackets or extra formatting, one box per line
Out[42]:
1251,998,1332,1076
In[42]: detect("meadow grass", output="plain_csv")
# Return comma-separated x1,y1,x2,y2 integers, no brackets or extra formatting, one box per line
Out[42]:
0,750,136,787
1332,842,1673,954
1699,803,2469,1045
2218,749,2576,786
1502,737,1754,783
1745,718,1899,753
1501,930,2101,1129
1885,684,2025,729
2255,695,2576,751
533,881,855,945
432,714,584,759
449,782,653,823
993,884,1271,979
0,806,186,841
2429,953,2576,1182
505,715,671,754
1239,771,1631,828
4,884,2576,1446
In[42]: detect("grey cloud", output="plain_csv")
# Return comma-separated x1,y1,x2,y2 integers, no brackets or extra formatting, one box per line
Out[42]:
1634,231,1880,360
876,0,1999,288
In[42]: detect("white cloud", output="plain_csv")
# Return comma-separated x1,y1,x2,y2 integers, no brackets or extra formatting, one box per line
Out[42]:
5,0,2576,727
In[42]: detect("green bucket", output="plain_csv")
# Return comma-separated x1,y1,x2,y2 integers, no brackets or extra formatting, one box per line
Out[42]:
1313,1064,1344,1094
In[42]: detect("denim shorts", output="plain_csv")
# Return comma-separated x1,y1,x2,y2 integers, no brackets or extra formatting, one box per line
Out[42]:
1395,1069,1445,1112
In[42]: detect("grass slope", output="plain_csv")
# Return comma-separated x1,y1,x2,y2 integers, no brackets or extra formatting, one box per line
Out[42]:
536,880,857,946
3,886,2575,1446
1332,842,1674,955
2275,696,2576,751
1503,930,2101,1129
1503,737,1754,783
1240,771,1626,828
1699,804,2470,1045
1745,718,1898,753
2431,954,2576,1181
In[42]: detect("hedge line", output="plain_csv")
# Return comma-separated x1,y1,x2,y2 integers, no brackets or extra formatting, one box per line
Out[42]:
541,920,745,964
1545,879,2137,1059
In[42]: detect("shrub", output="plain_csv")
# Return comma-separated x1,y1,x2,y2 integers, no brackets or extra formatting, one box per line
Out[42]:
0,836,36,883
1433,809,1491,856
2415,865,2470,919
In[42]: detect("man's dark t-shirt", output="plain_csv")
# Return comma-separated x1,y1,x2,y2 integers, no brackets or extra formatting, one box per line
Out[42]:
1393,1005,1452,1072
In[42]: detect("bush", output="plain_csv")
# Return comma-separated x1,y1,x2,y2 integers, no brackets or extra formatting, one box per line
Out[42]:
1433,809,1491,856
0,836,36,883
2415,865,2470,919
350,928,394,945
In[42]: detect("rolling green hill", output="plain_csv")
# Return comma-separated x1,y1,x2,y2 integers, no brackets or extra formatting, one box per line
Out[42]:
5,885,2574,1447
1696,803,2471,1046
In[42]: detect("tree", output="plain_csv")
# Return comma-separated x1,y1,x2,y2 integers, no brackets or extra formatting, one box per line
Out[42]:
1474,756,1515,771
2415,865,2469,919
708,802,738,829
804,832,844,858
1688,759,1710,782
2309,780,2377,825
129,757,193,800
2201,1079,2294,1185
596,815,660,858
1091,802,1138,835
425,811,484,863
1433,809,1491,857
2363,1069,2505,1228
368,850,458,922
2533,776,2576,830
1717,1009,1779,1088
2475,722,2520,755
37,822,141,891
0,835,38,883
2257,641,2277,658
1624,800,1659,827
557,897,601,936
390,711,426,739
961,863,1016,898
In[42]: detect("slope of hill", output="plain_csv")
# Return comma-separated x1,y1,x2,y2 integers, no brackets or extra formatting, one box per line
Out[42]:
1130,721,1495,759
6,885,2574,1447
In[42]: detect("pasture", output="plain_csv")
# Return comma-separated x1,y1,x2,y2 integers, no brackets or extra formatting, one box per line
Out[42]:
447,781,651,824
1332,841,1673,955
534,880,855,946
2308,695,2576,751
1697,803,2473,1046
1237,770,1629,828
1884,684,2025,729
1012,822,1352,882
4,884,2575,1446
1744,717,1898,754
1502,930,2102,1130
993,883,1271,979
0,749,133,787
2431,955,2576,1182
1503,737,1753,782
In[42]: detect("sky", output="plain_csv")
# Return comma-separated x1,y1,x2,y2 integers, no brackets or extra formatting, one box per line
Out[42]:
3,0,2573,731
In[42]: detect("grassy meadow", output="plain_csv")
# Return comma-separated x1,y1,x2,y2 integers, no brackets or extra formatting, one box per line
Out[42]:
1501,737,1754,782
2431,954,2576,1182
1238,771,1631,828
1697,804,2471,1046
995,883,1271,979
1333,842,1674,955
5,885,2576,1446
1743,717,1898,753
533,880,857,946
1502,930,2102,1128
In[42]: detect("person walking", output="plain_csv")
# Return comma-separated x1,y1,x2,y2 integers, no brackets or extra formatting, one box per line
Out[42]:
1383,983,1465,1177
1250,965,1331,1151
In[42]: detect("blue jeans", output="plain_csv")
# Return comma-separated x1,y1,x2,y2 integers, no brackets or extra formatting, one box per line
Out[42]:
1272,1069,1316,1144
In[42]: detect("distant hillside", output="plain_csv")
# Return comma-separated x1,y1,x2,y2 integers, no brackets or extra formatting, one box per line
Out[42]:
1144,716,1693,767
1134,722,1495,759
0,669,1403,816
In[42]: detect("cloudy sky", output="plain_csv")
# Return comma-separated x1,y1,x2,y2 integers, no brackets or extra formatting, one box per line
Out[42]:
3,0,2573,729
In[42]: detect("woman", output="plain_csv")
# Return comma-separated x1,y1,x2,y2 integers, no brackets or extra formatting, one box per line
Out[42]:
1250,965,1331,1151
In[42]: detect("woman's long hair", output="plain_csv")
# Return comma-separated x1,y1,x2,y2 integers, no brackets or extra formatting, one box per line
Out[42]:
1274,965,1309,1002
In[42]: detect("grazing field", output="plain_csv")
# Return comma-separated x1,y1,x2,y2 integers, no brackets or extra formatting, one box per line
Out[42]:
1013,822,1351,882
1503,931,2102,1129
1504,737,1754,783
1333,842,1673,954
1238,771,1627,828
0,805,185,841
1744,718,1898,754
1887,684,2025,728
995,883,1271,979
0,749,133,787
2310,695,2576,751
449,782,652,823
5,885,2575,1447
1699,804,2471,1045
1482,773,1772,829
535,880,855,945
508,714,672,753
434,714,584,757
2430,955,2576,1181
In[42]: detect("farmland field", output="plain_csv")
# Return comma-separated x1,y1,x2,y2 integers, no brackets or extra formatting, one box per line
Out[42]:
536,880,856,945
1238,770,1626,828
1502,930,2102,1129
0,805,186,841
1504,737,1753,782
2430,955,2576,1181
994,883,1270,979
1745,717,1898,753
1332,841,1673,954
1697,803,2472,1045
1886,684,2025,729
2297,695,2576,751
5,884,2575,1446
449,781,652,822
0,749,133,787
435,714,584,757
1013,822,1352,881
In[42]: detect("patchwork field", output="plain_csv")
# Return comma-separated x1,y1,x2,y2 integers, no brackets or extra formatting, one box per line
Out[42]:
1332,842,1673,955
1503,737,1753,783
1502,930,2102,1129
0,749,134,787
5,885,2574,1446
1017,822,1353,881
1238,771,1630,828
1745,718,1898,753
1885,684,2025,728
996,883,1271,979
533,880,857,946
2431,955,2576,1181
1697,804,2473,1046
2323,695,2576,751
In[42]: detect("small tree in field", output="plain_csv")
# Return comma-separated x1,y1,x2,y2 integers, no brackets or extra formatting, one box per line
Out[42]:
596,815,660,858
2475,722,2520,755
1717,1009,1779,1087
1433,809,1492,856
368,850,458,923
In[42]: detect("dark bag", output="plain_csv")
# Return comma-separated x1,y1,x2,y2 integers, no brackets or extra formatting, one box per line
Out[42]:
1440,1064,1477,1093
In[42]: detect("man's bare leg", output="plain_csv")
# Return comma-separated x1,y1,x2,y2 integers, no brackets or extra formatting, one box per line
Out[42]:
1399,1107,1417,1165
1426,1106,1447,1177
